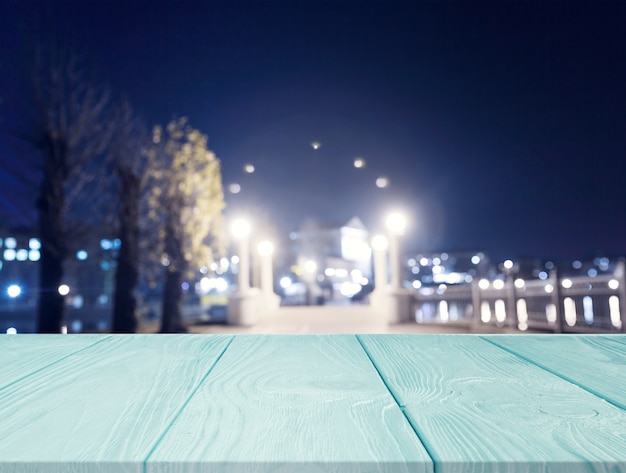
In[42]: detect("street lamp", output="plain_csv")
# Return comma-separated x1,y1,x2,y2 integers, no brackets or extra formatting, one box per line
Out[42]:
231,218,251,291
386,212,407,289
257,240,275,295
370,235,388,310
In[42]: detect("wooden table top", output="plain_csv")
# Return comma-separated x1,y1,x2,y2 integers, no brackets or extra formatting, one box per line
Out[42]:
1,334,625,472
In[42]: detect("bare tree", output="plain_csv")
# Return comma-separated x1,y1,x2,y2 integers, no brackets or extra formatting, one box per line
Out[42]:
147,118,226,333
33,52,110,333
107,99,151,333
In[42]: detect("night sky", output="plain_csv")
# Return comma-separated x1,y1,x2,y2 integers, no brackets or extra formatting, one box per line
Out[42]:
1,0,625,263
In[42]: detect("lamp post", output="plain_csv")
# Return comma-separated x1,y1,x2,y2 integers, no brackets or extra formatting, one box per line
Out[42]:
257,240,281,315
378,211,413,324
370,235,388,310
227,218,260,326
386,212,406,290
231,219,251,291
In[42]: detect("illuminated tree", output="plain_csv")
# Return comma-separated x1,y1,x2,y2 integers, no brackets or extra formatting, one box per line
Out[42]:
149,118,225,333
32,53,110,333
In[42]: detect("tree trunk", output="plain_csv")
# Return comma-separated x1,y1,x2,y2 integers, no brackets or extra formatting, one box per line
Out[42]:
112,172,140,333
159,267,187,333
36,135,68,333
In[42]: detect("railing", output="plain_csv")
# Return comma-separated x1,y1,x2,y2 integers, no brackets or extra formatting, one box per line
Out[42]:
412,264,626,333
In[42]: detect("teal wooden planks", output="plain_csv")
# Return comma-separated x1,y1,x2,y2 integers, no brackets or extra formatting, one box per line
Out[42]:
482,335,626,409
0,334,232,473
147,334,433,473
358,334,626,473
0,334,111,391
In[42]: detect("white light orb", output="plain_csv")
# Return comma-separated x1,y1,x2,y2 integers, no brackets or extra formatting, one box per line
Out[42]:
228,183,241,194
257,240,274,256
304,260,317,273
231,219,251,239
353,157,366,169
371,235,388,251
503,259,514,270
385,212,407,235
280,277,292,289
375,176,389,188
6,327,17,334
7,285,21,298
58,284,70,296
243,164,255,174
310,141,321,150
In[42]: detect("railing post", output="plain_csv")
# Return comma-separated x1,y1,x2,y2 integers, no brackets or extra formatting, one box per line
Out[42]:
550,268,563,333
471,279,481,331
506,274,517,329
616,258,626,333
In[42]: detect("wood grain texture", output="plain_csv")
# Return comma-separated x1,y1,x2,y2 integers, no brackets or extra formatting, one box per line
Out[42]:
147,334,433,473
358,334,626,473
0,334,111,391
482,335,626,409
0,334,232,473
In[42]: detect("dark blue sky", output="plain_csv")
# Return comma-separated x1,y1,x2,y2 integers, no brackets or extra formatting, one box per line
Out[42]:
1,0,625,262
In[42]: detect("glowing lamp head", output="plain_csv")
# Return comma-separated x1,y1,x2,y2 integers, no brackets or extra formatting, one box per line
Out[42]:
385,212,407,235
371,235,388,252
257,240,274,256
231,219,251,240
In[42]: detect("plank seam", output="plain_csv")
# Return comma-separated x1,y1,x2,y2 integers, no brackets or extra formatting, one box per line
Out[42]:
142,335,236,471
355,335,439,473
0,335,114,392
479,336,626,412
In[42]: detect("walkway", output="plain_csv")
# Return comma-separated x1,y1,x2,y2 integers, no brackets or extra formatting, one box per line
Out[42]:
183,305,524,334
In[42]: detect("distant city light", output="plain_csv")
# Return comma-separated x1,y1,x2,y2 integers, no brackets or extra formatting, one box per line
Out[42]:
29,238,41,250
58,284,70,296
16,249,28,261
310,141,321,150
353,157,366,168
478,279,490,290
6,327,17,335
181,282,190,291
503,259,513,270
231,255,240,265
76,250,88,261
608,279,620,290
3,249,16,261
7,285,21,298
412,280,422,289
572,260,582,269
561,278,572,289
5,237,16,249
492,279,505,290
228,183,241,194
243,163,255,174
538,271,548,280
544,284,554,294
279,277,292,289
304,260,317,273
407,258,417,267
100,239,112,250
375,176,389,188
29,250,40,261
514,279,525,289
587,268,598,277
